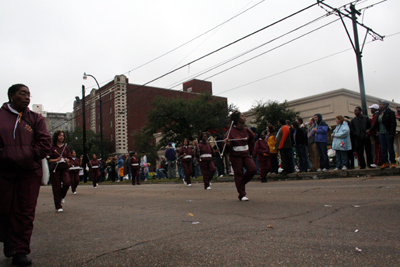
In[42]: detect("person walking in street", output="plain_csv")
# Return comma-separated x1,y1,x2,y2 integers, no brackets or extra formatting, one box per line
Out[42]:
197,132,216,190
165,143,177,179
0,84,51,266
90,154,101,188
367,100,397,169
48,130,72,212
253,131,270,182
313,114,329,171
351,107,373,169
224,111,256,201
130,152,140,185
332,116,352,170
179,139,193,186
69,150,81,194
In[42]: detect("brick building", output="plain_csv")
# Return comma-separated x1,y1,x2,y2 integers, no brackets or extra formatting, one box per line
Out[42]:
73,75,227,154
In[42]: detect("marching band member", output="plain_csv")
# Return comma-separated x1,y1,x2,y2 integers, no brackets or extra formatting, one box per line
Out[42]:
69,150,81,194
224,111,256,201
179,138,193,186
48,130,71,212
196,132,216,190
90,154,101,188
0,84,51,266
129,152,140,185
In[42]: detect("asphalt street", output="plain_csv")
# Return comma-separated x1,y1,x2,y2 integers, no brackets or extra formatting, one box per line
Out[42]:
1,176,399,267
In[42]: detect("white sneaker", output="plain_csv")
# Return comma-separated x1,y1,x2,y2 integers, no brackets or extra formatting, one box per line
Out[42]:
317,168,322,172
57,208,63,212
96,183,99,187
322,168,327,172
117,180,120,182
94,186,97,189
183,179,187,185
61,198,65,204
219,175,223,178
370,164,377,168
241,196,249,201
334,168,339,171
187,184,192,187
73,191,77,195
206,186,212,190
342,166,347,170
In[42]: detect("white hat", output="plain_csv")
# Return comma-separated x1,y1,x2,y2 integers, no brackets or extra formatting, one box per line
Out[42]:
368,104,379,109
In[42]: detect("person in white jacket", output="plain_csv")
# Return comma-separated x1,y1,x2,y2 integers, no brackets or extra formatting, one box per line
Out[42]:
332,115,352,171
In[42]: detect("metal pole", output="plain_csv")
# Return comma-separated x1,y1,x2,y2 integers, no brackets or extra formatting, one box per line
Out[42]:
350,4,368,116
84,74,104,161
82,85,88,183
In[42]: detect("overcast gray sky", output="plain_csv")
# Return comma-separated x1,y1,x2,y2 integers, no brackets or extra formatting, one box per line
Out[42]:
1,0,399,114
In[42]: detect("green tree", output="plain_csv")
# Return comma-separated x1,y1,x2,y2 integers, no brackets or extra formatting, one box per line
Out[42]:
143,94,234,148
65,127,113,159
250,100,299,133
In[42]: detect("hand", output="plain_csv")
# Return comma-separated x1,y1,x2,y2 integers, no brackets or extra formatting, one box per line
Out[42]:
57,156,62,162
224,138,230,145
65,158,70,163
366,129,370,134
332,134,335,137
313,128,317,133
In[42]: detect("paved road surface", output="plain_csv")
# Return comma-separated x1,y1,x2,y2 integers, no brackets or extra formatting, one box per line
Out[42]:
1,176,399,266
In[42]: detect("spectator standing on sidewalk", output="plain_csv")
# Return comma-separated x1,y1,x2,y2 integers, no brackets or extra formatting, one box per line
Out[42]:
367,100,397,169
165,143,176,179
332,115,352,170
313,114,329,171
307,117,319,172
351,107,373,169
368,104,382,167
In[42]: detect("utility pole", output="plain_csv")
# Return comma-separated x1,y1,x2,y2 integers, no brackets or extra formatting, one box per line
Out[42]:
82,85,88,183
317,0,384,116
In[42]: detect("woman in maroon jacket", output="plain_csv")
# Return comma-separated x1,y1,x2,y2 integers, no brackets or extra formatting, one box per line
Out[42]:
179,138,193,186
69,150,81,194
196,132,216,189
0,84,51,266
224,111,256,201
48,130,71,212
129,152,140,185
253,131,270,183
90,154,101,188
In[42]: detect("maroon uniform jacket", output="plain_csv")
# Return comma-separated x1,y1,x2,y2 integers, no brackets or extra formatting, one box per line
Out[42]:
0,103,51,176
196,141,214,162
129,156,140,169
252,138,270,160
90,159,101,172
69,157,81,173
225,125,254,157
179,146,193,162
49,144,71,171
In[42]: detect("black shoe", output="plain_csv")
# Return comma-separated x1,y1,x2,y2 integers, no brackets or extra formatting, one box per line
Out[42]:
3,242,15,258
12,253,32,266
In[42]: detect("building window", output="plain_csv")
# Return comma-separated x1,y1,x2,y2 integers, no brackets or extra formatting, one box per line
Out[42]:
110,107,112,114
110,121,112,127
111,134,113,141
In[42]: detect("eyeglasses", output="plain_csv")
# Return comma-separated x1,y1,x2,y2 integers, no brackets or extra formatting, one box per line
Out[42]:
17,91,32,98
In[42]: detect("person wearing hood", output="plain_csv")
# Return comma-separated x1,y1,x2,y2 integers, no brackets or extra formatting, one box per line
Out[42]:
117,155,124,182
0,84,52,266
332,116,352,170
313,113,329,171
367,100,397,169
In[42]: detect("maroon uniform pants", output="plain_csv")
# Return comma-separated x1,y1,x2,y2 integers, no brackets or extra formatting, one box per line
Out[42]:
230,155,257,199
0,173,41,254
50,169,70,210
69,171,79,193
181,161,193,185
257,156,271,180
131,168,140,185
91,170,100,187
199,160,216,189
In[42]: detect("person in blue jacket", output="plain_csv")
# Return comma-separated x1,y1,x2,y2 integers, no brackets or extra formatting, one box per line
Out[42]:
117,155,124,182
332,115,352,170
313,113,329,171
